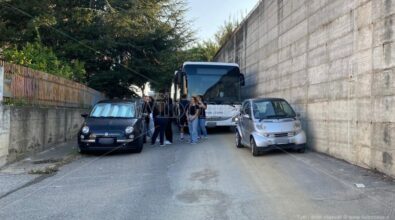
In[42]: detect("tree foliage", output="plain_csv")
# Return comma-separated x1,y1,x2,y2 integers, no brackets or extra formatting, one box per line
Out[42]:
0,0,193,97
183,40,219,62
2,42,85,81
214,18,239,47
0,0,242,97
182,17,240,63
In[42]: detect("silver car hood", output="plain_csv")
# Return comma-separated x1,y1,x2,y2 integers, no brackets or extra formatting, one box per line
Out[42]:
257,118,296,133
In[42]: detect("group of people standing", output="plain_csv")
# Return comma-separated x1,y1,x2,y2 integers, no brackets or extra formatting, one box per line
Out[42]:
179,94,208,144
142,93,208,146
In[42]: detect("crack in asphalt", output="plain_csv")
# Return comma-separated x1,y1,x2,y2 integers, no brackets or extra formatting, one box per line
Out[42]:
0,174,55,200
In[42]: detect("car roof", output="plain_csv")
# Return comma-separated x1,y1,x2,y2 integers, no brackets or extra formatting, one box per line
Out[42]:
97,99,138,104
246,98,287,102
183,61,239,68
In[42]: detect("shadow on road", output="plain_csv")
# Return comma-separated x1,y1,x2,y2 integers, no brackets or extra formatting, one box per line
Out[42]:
206,127,235,135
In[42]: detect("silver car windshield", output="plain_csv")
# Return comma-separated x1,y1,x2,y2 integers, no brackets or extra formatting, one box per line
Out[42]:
90,103,135,118
252,100,296,119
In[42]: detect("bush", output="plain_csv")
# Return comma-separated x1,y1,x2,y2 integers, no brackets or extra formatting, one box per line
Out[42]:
2,42,86,82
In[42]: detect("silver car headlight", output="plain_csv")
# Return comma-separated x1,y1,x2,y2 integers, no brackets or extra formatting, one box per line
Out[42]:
256,123,271,137
294,121,302,133
125,126,134,134
255,123,266,131
82,126,90,134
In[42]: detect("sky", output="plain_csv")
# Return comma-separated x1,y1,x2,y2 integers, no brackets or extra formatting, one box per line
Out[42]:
185,0,259,42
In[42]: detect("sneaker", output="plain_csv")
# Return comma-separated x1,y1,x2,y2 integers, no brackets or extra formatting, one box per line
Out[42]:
160,143,165,147
165,140,172,145
204,136,208,139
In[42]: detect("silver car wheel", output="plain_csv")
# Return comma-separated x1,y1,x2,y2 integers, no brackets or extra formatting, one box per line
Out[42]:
251,138,259,157
236,131,243,148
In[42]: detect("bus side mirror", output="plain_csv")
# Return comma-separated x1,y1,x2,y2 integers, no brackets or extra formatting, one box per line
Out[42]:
182,72,187,84
240,73,245,86
175,70,186,84
175,70,182,84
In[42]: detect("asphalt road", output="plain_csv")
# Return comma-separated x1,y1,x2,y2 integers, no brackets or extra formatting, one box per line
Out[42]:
0,130,394,220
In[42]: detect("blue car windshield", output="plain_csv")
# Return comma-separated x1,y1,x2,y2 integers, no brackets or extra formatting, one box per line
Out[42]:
90,103,135,118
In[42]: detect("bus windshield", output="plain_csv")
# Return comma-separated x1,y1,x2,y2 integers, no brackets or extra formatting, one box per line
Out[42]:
184,65,241,104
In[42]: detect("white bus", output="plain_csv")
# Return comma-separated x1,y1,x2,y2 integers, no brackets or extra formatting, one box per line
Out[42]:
172,62,245,127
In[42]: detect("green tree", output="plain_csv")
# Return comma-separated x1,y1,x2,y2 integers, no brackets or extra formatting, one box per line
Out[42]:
0,0,193,97
181,16,241,63
183,40,219,62
214,17,240,47
2,42,85,80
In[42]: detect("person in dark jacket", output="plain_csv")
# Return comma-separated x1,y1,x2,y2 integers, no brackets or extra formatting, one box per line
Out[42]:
178,94,189,141
164,91,173,144
151,100,168,146
197,95,208,139
142,96,154,143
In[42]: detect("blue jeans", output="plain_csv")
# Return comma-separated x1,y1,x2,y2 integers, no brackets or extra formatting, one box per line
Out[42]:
198,118,207,137
144,121,152,137
188,118,198,143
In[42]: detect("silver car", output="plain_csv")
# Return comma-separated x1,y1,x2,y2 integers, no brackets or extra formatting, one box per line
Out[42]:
235,98,306,156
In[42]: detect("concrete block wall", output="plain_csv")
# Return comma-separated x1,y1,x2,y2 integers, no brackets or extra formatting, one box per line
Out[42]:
215,0,395,177
0,106,86,165
0,106,10,167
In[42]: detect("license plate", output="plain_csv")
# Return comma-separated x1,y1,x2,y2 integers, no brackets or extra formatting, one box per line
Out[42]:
98,138,115,145
275,138,289,145
206,122,217,127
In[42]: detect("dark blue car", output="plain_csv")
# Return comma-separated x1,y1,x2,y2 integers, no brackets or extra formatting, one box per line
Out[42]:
78,100,144,154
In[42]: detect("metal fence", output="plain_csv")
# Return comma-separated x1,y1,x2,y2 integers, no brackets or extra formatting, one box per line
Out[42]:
0,60,105,108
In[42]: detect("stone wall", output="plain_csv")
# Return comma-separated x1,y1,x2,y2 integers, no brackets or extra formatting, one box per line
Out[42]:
0,105,10,167
0,106,86,166
215,0,395,177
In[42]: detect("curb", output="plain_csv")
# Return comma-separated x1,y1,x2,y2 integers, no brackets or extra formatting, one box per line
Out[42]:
28,152,81,175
